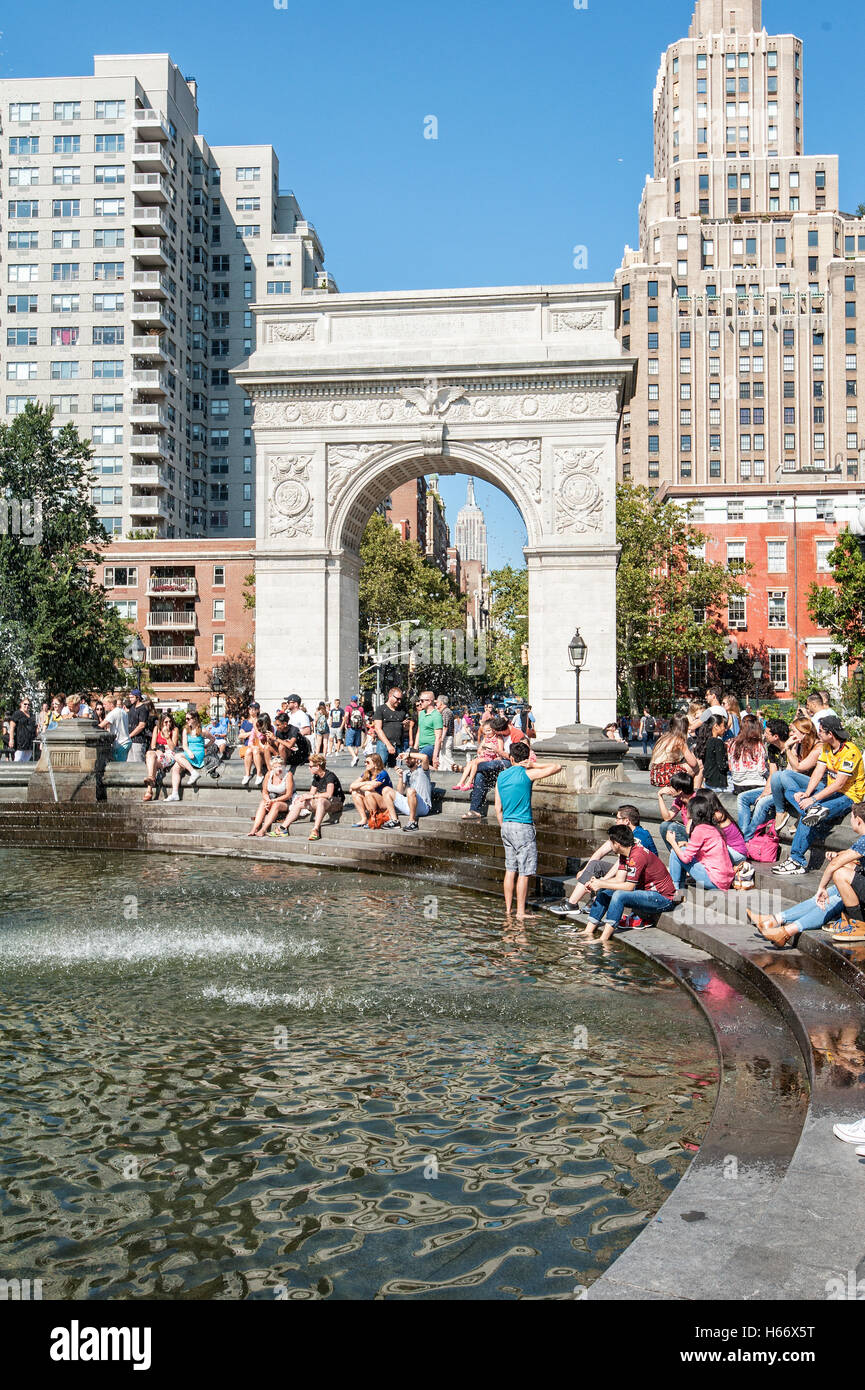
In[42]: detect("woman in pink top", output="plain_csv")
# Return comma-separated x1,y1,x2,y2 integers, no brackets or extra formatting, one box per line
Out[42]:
667,790,736,892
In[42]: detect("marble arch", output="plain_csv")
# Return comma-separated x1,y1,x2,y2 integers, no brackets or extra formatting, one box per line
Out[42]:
234,285,635,732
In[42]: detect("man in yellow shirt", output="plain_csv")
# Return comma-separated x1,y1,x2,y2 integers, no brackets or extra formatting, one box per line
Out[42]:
774,716,865,876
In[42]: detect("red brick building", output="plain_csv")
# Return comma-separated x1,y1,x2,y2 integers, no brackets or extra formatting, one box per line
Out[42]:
94,539,256,708
659,481,863,696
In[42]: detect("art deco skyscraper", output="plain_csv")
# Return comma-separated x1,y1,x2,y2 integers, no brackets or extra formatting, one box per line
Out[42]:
454,479,488,572
616,0,864,491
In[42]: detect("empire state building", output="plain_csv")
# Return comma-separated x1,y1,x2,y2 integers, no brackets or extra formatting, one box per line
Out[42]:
454,480,488,572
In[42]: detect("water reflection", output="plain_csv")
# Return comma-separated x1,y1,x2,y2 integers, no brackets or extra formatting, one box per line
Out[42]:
0,849,719,1300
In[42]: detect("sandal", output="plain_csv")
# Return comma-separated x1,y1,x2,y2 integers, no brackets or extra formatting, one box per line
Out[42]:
143,791,153,802
461,811,482,821
308,831,321,841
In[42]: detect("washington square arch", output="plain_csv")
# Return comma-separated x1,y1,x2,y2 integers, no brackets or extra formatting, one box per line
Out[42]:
234,285,636,733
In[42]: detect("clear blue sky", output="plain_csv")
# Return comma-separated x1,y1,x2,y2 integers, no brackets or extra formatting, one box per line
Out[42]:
5,0,864,565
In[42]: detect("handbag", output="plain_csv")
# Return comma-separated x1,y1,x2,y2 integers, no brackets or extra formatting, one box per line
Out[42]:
368,809,390,830
747,821,780,864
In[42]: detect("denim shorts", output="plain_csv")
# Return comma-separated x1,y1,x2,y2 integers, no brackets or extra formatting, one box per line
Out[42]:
501,821,538,876
345,728,362,747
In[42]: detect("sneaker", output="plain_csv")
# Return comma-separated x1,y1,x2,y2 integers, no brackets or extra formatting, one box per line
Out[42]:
802,803,829,828
833,1117,865,1144
774,813,790,834
383,819,401,830
772,859,807,876
188,771,200,786
830,917,865,942
403,821,419,832
254,775,264,788
550,900,582,916
242,774,251,787
165,793,180,802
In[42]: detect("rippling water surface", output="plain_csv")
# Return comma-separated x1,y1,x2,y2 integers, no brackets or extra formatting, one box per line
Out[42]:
0,849,718,1300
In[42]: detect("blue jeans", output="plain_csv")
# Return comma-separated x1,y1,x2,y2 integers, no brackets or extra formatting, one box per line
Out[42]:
788,794,854,867
470,759,509,813
668,849,723,892
770,768,812,816
779,886,843,933
737,787,774,840
374,740,397,768
589,888,676,929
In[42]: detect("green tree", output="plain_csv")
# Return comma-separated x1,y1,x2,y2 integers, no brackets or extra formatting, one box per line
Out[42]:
359,512,465,644
617,483,746,716
0,402,129,704
485,565,528,699
807,529,865,676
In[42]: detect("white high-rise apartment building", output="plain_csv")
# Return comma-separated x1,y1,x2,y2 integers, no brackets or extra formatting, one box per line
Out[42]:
616,0,865,491
1,54,336,540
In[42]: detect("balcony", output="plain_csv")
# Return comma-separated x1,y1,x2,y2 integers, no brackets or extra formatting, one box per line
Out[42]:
129,494,169,520
132,173,170,203
146,610,197,631
129,402,169,428
132,271,169,298
131,335,167,362
132,237,169,267
131,206,170,236
133,142,169,174
129,434,166,458
146,576,198,598
148,645,197,665
133,108,170,141
130,301,169,330
131,370,168,395
129,465,167,487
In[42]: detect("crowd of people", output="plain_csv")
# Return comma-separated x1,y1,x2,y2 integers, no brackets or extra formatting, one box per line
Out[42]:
552,685,865,948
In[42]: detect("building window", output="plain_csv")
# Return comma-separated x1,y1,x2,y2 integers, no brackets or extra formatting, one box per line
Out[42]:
767,540,787,574
212,634,225,656
816,540,835,572
769,651,789,690
728,596,746,628
212,599,225,622
816,498,835,522
104,566,137,588
727,541,746,573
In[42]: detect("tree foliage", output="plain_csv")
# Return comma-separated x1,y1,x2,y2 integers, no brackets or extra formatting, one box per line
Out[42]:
616,483,746,715
485,565,528,699
203,651,256,718
0,402,128,704
807,529,865,671
359,512,465,645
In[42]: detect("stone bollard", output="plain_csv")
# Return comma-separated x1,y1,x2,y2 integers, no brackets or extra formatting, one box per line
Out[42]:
529,723,629,814
28,718,116,803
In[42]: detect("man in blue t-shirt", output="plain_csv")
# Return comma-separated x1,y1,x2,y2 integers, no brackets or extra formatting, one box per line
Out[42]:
494,742,563,920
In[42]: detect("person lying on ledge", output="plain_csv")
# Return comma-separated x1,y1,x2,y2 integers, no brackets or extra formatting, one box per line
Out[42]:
583,825,679,945
749,804,865,948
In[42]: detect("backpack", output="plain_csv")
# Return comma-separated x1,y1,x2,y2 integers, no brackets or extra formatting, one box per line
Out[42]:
368,809,390,830
645,716,656,737
747,820,780,864
350,708,364,730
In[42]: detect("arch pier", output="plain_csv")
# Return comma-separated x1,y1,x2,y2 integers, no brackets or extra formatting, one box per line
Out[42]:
234,285,636,731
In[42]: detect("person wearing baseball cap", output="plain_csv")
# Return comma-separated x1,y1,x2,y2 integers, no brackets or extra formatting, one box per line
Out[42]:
285,695,312,737
774,714,865,876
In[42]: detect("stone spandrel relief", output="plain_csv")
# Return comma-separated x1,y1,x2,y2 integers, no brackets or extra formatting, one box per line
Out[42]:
479,439,542,505
326,443,393,507
554,447,608,535
267,455,314,538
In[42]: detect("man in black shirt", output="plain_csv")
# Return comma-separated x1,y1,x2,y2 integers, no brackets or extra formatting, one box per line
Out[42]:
275,753,345,840
9,698,37,763
372,687,406,768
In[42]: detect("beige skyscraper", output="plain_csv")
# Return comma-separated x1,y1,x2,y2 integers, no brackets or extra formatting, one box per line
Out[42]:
454,479,488,572
616,0,864,491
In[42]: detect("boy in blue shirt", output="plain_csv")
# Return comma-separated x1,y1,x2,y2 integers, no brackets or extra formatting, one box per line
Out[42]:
494,742,563,919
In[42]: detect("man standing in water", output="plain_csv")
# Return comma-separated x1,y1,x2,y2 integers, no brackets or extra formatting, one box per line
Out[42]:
494,741,562,920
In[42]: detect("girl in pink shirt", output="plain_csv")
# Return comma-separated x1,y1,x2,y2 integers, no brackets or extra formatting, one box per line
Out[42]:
668,790,735,892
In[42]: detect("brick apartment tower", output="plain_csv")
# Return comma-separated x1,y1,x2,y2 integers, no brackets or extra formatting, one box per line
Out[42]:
616,0,865,693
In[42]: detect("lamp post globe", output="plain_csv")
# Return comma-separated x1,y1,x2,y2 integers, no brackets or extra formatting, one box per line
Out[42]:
567,629,588,724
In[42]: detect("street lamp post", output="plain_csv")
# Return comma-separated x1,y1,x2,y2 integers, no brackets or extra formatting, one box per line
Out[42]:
211,665,225,720
125,635,146,694
568,629,588,725
751,658,764,701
